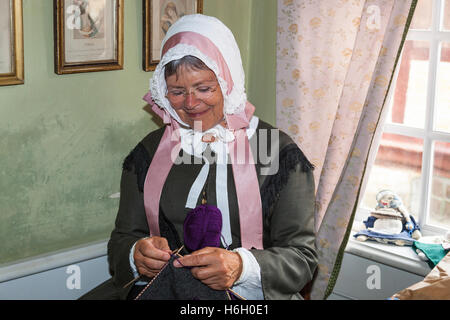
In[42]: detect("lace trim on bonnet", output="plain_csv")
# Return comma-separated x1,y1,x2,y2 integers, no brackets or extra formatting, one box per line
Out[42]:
149,14,247,127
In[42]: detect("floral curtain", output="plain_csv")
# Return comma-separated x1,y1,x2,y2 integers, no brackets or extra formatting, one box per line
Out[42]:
276,0,417,299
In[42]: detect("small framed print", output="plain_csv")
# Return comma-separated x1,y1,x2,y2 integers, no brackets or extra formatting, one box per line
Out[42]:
54,0,124,74
0,0,24,86
143,0,203,71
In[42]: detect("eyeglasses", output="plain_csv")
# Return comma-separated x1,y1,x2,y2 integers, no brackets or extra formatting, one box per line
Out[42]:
166,84,219,105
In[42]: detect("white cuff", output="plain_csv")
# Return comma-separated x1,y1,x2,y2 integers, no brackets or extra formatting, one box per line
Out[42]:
129,240,149,285
231,248,264,299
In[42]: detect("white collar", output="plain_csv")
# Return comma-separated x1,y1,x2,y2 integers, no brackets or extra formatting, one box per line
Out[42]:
179,116,259,161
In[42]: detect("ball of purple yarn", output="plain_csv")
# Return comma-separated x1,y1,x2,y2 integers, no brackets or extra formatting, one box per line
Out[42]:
183,204,222,252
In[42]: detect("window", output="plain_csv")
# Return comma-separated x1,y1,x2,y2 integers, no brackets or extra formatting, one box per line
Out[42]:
358,0,450,235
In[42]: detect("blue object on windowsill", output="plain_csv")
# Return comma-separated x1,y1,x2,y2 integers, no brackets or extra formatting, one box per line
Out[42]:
354,215,421,246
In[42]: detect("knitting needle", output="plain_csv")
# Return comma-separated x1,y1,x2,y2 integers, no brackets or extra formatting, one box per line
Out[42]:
123,246,184,289
123,275,141,289
173,245,184,256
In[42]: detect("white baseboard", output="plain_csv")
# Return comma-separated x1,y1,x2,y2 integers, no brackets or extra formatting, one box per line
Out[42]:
0,240,108,283
0,241,110,300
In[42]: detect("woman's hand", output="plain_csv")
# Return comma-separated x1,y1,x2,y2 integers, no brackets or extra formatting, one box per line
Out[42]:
173,247,243,291
133,236,172,278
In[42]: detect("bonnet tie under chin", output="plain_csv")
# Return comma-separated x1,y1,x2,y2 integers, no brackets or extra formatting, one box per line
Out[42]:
142,92,263,250
181,125,232,248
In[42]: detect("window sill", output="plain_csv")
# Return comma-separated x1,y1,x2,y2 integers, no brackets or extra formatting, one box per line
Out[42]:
345,232,431,277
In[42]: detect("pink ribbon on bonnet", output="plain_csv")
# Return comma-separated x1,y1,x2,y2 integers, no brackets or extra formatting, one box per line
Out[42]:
141,26,263,250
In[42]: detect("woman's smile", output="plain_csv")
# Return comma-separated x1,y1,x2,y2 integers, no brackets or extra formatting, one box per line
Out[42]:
185,108,211,119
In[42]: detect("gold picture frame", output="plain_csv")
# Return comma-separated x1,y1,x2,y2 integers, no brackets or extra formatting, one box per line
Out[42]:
54,0,124,75
143,0,203,72
0,0,24,86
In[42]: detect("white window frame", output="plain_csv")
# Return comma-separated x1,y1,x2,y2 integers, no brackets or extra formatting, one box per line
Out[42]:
357,0,450,236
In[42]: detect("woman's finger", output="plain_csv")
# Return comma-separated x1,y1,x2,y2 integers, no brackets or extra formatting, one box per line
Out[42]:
139,254,168,271
173,252,212,268
151,236,171,252
137,237,171,261
173,246,221,268
133,237,173,278
190,265,218,280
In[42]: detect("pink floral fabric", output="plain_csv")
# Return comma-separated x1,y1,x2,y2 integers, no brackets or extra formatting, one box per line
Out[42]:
277,0,416,299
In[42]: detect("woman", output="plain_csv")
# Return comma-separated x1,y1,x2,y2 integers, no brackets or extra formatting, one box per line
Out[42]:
82,14,317,300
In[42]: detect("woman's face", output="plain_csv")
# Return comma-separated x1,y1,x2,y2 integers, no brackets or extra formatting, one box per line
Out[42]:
165,65,225,132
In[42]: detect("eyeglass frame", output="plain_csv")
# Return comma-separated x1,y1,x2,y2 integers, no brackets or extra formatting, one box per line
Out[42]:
165,82,220,104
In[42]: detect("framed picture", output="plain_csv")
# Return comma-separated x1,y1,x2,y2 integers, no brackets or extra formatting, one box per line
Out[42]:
143,0,203,71
0,0,24,86
54,0,124,74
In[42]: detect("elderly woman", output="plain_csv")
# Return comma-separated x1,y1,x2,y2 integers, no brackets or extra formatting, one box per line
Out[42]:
82,14,317,300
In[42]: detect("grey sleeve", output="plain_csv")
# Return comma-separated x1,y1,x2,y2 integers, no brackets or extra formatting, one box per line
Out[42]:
107,166,150,288
251,165,318,300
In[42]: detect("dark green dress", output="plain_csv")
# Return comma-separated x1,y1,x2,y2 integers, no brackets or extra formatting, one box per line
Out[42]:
80,119,318,300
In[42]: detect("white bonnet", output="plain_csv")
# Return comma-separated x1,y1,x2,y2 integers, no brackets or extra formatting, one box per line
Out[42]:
149,14,247,127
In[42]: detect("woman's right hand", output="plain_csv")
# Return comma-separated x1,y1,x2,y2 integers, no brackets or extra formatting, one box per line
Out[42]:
133,236,172,278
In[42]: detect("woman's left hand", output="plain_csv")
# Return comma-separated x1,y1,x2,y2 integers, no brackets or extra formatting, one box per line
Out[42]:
173,247,242,291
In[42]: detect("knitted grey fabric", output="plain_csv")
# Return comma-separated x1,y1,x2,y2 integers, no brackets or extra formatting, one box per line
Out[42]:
134,255,230,300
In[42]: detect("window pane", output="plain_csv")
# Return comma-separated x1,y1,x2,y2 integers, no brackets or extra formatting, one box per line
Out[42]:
361,133,423,218
410,0,433,30
388,41,429,128
443,0,450,30
435,42,450,132
429,141,450,229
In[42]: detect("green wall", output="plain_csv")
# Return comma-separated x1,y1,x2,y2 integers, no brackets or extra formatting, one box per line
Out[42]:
0,0,276,265
206,0,277,122
247,0,277,124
